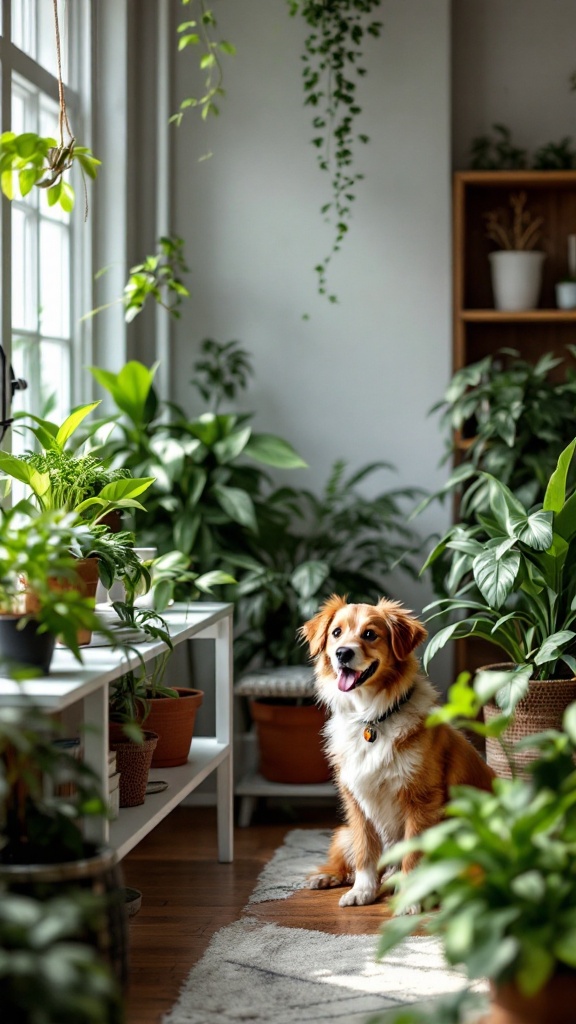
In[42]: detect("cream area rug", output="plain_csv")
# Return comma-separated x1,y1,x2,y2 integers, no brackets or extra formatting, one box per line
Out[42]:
163,829,486,1024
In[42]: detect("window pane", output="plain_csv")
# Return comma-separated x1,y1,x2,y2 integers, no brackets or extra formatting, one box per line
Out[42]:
11,0,69,81
40,219,70,337
12,207,38,332
40,339,70,421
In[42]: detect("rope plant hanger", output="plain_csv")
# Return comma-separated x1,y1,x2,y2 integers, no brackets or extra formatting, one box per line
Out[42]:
0,0,100,216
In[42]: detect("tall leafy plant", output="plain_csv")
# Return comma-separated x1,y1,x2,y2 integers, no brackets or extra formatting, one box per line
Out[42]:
423,438,576,707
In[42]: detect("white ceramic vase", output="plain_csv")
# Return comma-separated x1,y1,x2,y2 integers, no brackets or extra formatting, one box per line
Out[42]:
488,249,546,311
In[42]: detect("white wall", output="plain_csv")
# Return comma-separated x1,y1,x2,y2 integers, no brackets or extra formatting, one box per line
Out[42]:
169,0,453,679
452,0,576,169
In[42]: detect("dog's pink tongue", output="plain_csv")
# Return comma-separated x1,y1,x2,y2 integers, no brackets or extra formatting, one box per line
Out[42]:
337,669,361,692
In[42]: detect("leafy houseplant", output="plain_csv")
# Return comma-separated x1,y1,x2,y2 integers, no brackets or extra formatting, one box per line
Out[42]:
0,700,125,1022
422,438,576,775
229,458,423,672
423,348,576,522
86,358,306,566
373,683,576,1024
0,505,110,669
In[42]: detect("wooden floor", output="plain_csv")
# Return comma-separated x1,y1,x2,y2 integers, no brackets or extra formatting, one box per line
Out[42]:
121,802,394,1024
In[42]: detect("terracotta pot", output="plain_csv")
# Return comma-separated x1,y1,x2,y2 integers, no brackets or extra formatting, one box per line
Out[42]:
488,972,576,1023
109,730,158,807
23,556,100,647
250,698,331,784
142,687,204,768
0,615,56,674
480,664,576,778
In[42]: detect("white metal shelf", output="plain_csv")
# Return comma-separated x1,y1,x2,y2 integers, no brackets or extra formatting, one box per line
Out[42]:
0,602,235,862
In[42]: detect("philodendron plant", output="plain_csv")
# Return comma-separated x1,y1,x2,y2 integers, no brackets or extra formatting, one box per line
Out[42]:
422,437,576,713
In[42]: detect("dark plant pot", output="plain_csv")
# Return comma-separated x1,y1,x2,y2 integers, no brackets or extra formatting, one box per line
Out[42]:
489,971,576,1023
0,843,129,990
142,688,204,768
479,664,576,778
0,615,55,674
109,731,159,807
250,698,331,784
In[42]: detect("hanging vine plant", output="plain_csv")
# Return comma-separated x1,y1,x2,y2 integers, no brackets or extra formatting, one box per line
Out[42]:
288,0,383,303
171,0,236,133
0,0,100,216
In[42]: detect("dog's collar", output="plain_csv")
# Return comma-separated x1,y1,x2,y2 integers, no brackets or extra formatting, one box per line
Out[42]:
362,685,415,743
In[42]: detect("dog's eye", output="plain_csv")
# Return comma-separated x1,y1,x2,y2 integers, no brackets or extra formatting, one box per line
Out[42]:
332,627,342,638
361,629,378,641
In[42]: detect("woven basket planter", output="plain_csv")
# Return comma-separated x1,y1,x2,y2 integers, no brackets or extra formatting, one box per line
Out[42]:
481,665,576,778
109,730,158,807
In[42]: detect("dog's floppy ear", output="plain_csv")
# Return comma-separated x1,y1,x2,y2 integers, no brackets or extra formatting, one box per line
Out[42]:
300,594,348,658
377,598,427,662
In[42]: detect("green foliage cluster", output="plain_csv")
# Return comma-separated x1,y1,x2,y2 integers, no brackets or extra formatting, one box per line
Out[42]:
423,348,576,521
470,123,576,171
0,131,100,213
85,348,420,670
374,684,576,1024
288,0,383,302
423,438,576,693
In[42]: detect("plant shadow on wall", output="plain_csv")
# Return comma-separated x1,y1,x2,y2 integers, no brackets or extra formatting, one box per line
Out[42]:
86,340,424,673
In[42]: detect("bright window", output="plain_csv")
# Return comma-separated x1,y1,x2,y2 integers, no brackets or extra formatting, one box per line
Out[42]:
2,0,91,444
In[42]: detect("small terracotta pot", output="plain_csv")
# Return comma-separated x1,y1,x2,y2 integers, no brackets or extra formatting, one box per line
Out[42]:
109,731,158,807
488,972,576,1023
249,698,331,784
23,556,100,647
142,688,204,768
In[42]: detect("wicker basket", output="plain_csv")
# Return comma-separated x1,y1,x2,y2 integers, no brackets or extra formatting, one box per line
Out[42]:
110,731,158,807
482,667,576,778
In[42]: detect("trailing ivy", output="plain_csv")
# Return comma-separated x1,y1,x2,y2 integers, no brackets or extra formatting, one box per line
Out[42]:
171,0,236,131
288,0,383,303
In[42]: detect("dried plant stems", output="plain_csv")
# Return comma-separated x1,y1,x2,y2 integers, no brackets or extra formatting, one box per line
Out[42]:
484,191,544,251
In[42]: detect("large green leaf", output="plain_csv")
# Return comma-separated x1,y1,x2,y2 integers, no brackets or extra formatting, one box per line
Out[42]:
508,509,553,551
212,484,257,531
91,361,158,427
495,663,532,715
244,432,307,468
533,630,576,667
543,437,576,513
98,477,155,501
473,544,520,609
290,560,329,600
55,401,101,450
213,426,251,464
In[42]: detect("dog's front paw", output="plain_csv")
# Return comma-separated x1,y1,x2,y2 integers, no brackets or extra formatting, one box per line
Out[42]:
395,902,422,916
339,885,377,907
308,872,344,890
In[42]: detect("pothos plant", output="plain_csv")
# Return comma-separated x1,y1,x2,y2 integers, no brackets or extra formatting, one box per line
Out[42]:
86,235,191,324
171,0,237,129
288,0,383,303
0,0,100,215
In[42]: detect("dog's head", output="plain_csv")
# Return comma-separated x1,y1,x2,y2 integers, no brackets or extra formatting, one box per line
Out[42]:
300,595,427,695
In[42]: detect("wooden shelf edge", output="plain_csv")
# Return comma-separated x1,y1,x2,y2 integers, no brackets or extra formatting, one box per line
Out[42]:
459,309,576,322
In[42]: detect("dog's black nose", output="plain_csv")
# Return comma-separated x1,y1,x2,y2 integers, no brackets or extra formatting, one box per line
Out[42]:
336,647,354,665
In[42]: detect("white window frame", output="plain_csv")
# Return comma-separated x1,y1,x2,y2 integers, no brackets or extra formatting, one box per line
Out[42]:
0,0,94,445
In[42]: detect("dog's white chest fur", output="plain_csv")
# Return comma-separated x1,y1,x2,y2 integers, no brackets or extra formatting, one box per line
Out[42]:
325,707,423,844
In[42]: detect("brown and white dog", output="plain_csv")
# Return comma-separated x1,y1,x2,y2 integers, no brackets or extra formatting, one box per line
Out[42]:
300,595,494,908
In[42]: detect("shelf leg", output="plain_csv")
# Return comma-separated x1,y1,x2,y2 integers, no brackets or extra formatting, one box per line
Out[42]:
82,686,110,848
214,612,234,862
